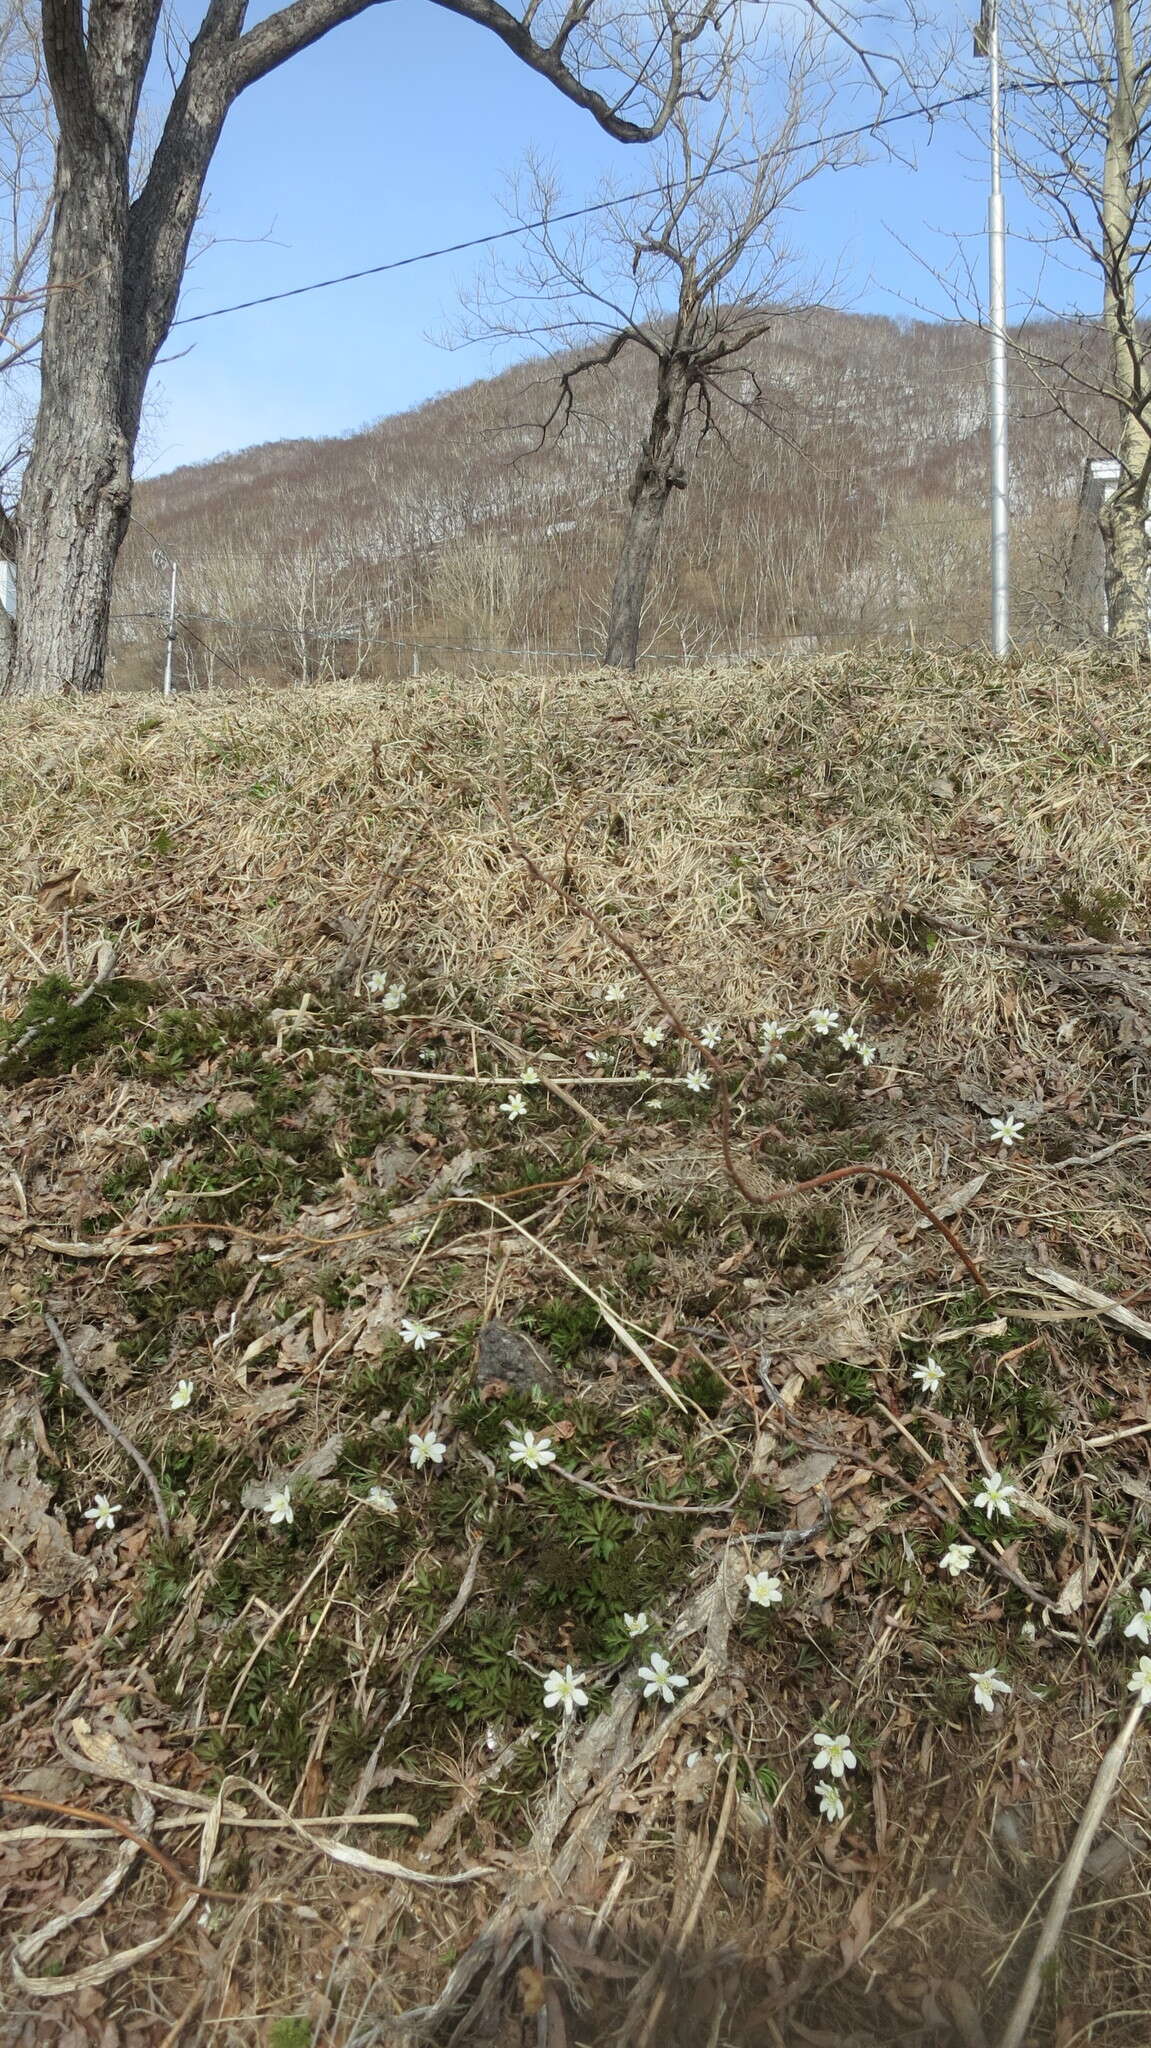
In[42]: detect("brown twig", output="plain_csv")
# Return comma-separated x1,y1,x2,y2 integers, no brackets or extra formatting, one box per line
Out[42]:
0,1787,243,1902
499,817,989,1294
551,1463,739,1516
44,1312,171,1538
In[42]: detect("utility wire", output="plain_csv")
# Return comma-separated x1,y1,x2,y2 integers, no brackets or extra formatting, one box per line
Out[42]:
170,87,986,330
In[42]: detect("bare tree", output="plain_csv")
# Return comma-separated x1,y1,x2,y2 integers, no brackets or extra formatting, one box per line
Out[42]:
3,0,736,701
0,0,54,380
991,0,1151,649
0,0,57,673
457,29,865,668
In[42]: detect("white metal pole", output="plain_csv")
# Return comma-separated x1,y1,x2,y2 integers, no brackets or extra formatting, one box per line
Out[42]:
163,559,177,699
986,0,1010,656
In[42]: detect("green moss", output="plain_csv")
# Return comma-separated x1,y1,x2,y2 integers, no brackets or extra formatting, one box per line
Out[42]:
112,1251,241,1375
748,1200,843,1279
678,1360,727,1417
267,2021,312,2048
1,974,156,1083
849,953,941,1022
800,1084,861,1133
1057,883,1127,941
521,1292,609,1365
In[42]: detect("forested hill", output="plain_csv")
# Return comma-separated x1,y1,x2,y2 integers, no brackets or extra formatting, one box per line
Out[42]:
122,309,1100,671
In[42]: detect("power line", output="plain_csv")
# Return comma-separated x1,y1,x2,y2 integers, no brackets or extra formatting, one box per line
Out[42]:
170,88,985,330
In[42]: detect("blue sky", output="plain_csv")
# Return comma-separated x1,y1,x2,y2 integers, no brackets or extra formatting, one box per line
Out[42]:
141,2,1048,475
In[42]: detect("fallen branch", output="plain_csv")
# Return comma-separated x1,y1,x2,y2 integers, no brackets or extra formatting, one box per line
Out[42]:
1026,1265,1151,1344
44,1313,171,1539
995,1695,1147,2048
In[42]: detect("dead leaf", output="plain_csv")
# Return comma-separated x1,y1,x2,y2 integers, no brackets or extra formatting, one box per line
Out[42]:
37,868,94,913
0,1394,94,1640
215,1089,255,1121
838,1883,875,1969
290,1434,345,1482
913,1173,988,1228
349,1274,397,1356
780,1451,838,1502
517,1965,548,2017
234,1386,304,1428
1054,1556,1097,1615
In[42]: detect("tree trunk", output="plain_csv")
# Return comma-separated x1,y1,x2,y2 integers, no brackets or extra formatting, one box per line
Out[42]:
1099,0,1150,652
1100,448,1150,652
7,77,136,697
604,358,693,670
0,591,14,685
604,475,677,669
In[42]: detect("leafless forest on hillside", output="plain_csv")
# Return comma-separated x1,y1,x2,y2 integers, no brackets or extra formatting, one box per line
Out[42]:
113,308,1107,689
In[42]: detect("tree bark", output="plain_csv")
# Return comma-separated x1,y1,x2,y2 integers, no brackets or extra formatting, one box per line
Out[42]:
12,179,134,696
604,358,693,669
1099,0,1150,652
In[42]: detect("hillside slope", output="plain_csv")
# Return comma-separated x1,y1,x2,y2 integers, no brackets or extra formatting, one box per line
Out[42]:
3,655,1151,2045
117,311,1102,684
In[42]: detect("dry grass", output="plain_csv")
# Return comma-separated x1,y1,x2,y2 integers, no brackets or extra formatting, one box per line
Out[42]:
2,652,1151,2048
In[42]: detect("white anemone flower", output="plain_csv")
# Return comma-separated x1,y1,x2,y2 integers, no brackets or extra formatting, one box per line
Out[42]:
989,1112,1026,1149
399,1316,442,1351
638,1652,689,1705
623,1612,649,1637
264,1487,293,1527
810,1730,856,1778
169,1378,195,1410
84,1494,121,1532
520,1066,540,1084
543,1665,589,1718
366,972,405,1009
500,1091,529,1121
682,1068,710,1094
939,1542,975,1578
817,1779,846,1824
641,1022,668,1048
507,1428,557,1472
970,1666,1011,1712
1127,1655,1151,1706
408,1429,447,1471
1124,1590,1151,1646
366,1486,399,1513
807,1007,840,1035
699,1023,722,1051
604,984,626,1003
972,1472,1017,1519
912,1355,945,1396
744,1570,784,1608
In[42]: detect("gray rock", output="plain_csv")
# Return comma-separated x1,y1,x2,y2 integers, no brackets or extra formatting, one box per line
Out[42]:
475,1320,560,1398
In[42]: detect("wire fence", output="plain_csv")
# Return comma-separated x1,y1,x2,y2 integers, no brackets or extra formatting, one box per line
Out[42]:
106,607,964,694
